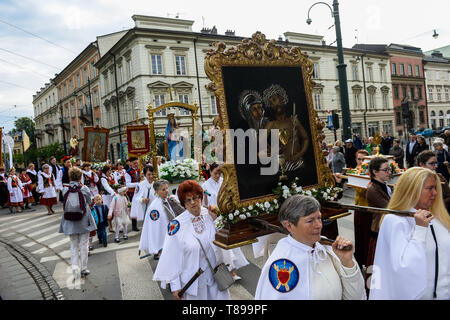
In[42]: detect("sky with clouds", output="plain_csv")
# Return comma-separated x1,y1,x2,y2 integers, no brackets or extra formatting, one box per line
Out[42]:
0,0,449,133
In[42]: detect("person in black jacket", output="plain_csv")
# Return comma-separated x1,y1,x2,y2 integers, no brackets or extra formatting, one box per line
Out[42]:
26,163,39,206
0,167,7,208
415,135,429,155
405,133,420,168
344,139,358,169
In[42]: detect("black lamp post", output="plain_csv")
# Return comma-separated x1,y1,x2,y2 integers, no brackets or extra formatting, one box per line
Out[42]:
307,0,352,140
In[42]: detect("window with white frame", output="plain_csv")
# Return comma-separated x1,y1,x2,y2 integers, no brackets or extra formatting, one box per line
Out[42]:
400,64,405,75
436,71,440,80
367,65,373,81
437,87,442,101
415,65,420,77
354,92,361,109
175,55,186,75
151,54,163,75
103,73,109,93
369,93,375,109
93,90,98,106
126,58,132,80
313,91,322,110
76,73,80,88
439,110,444,128
408,64,413,76
380,67,386,82
428,87,433,101
391,62,397,75
383,93,389,109
352,65,358,81
210,95,217,115
91,62,96,78
155,94,166,116
83,68,88,84
445,87,449,101
71,103,75,117
179,94,190,115
118,64,123,85
312,63,320,79
368,122,379,137
109,70,114,91
383,121,393,134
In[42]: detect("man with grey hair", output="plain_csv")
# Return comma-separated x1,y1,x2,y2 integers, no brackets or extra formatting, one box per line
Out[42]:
255,194,365,300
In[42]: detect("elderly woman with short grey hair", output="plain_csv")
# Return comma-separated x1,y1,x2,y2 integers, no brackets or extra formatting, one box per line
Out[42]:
433,140,450,181
255,194,365,300
331,146,346,173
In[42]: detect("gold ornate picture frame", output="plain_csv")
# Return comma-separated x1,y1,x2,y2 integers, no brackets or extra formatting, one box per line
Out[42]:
82,126,110,163
205,32,333,214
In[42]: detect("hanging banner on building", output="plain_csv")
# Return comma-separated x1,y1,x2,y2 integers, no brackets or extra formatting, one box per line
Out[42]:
126,125,150,157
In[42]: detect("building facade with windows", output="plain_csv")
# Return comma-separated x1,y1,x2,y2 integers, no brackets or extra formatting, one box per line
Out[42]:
423,51,450,131
95,15,242,161
33,82,60,149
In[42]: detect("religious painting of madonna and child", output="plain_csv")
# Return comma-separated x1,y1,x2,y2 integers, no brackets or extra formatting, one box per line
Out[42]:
221,66,319,201
126,125,150,157
82,127,109,163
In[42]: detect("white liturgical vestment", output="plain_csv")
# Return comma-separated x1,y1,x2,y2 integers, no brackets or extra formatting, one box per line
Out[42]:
369,211,450,300
255,235,366,300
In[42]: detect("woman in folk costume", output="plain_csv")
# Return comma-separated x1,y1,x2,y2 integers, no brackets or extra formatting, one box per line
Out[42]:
108,186,131,243
202,163,249,281
130,164,155,222
7,167,24,213
18,168,33,210
81,162,99,197
153,180,230,300
26,163,39,206
369,167,450,300
139,179,174,260
38,164,58,215
113,160,127,186
255,195,366,300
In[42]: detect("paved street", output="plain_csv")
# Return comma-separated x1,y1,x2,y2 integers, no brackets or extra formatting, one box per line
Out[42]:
0,187,356,300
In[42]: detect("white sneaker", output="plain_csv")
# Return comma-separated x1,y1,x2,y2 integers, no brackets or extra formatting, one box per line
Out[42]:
232,274,242,281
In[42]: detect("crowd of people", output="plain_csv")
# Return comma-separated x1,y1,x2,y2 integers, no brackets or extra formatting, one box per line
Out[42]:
1,128,449,300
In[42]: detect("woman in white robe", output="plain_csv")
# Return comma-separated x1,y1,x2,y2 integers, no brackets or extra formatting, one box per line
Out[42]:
38,164,58,215
369,167,450,300
7,167,24,213
139,180,174,259
153,180,230,300
130,165,155,222
255,195,366,300
202,163,249,280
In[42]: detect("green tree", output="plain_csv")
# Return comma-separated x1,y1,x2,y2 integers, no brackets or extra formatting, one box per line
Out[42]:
14,117,35,145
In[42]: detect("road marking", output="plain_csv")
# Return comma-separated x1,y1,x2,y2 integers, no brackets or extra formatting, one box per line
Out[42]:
0,214,60,233
22,231,62,247
10,224,60,242
228,282,254,300
116,248,164,300
32,237,70,254
40,240,140,263
52,261,85,290
0,218,29,230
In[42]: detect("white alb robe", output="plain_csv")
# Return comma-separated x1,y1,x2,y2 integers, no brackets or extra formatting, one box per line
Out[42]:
153,208,230,300
37,172,57,199
202,177,249,272
255,235,366,300
369,212,450,300
130,180,155,221
7,175,24,203
139,197,173,254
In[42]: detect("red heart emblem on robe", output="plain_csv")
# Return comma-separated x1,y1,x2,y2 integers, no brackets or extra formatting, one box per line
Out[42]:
277,271,290,284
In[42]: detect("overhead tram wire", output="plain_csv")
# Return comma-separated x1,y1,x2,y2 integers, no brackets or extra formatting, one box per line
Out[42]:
0,57,53,79
0,79,35,91
0,18,78,55
0,48,61,70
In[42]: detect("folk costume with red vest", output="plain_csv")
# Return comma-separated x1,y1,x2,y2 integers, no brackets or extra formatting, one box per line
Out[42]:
125,167,141,201
7,174,24,207
38,172,58,206
114,169,126,186
19,173,34,204
82,170,99,197
100,173,116,207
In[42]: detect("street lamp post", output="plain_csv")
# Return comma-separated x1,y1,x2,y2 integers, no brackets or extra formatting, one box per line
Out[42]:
307,0,352,140
87,77,94,126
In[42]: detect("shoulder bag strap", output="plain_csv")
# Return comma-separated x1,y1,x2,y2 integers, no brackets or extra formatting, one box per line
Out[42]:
195,237,215,273
430,224,439,299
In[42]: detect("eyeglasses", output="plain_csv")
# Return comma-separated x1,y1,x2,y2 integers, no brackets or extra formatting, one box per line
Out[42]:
379,168,391,172
426,161,438,166
357,158,364,161
184,195,201,203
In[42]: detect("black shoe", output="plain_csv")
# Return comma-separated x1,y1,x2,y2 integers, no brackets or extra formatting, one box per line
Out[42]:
123,235,128,240
98,239,103,244
132,227,140,232
81,269,90,277
103,243,107,247
153,253,160,260
114,238,120,243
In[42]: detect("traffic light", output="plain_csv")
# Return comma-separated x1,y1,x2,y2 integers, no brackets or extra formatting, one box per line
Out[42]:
332,110,340,130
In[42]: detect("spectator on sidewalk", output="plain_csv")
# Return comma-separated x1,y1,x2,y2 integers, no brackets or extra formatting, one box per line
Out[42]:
389,139,405,169
353,134,363,150
405,133,419,168
439,129,450,147
416,135,429,155
331,146,346,174
59,167,96,280
0,167,7,208
344,139,358,169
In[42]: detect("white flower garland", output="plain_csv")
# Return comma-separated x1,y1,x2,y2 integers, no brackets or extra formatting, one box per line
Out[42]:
158,158,200,181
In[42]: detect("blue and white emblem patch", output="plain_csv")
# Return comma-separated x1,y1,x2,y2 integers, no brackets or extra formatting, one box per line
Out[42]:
167,220,180,236
149,210,160,221
268,259,299,293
